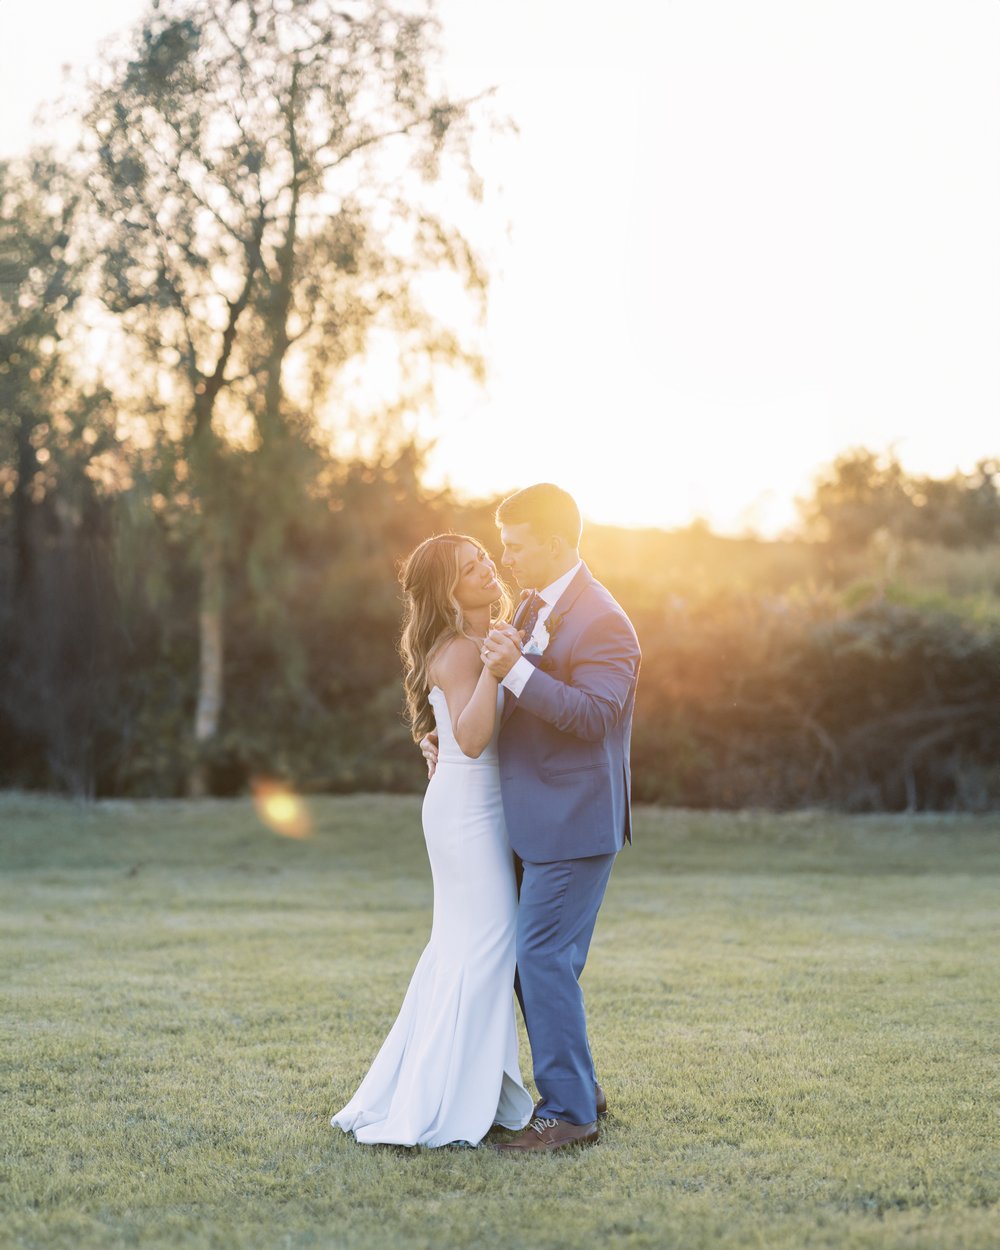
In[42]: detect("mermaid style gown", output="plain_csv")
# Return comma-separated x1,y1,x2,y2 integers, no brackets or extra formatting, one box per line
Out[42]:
330,685,534,1146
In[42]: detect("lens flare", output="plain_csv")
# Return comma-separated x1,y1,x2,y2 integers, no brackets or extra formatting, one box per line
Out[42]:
251,777,313,839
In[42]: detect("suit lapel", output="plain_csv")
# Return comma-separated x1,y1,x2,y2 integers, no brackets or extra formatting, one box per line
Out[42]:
551,562,593,618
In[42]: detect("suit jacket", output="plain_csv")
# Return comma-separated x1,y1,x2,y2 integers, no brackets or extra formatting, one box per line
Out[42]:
497,563,641,862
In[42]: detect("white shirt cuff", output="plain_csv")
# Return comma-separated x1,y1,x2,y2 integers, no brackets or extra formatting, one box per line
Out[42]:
501,656,536,697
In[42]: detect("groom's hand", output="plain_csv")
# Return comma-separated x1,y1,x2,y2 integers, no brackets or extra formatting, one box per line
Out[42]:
420,732,439,779
482,624,522,680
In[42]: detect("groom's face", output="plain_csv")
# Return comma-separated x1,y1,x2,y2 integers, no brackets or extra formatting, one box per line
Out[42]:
499,522,556,590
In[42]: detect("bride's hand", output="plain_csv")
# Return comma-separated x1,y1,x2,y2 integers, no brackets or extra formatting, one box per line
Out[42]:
481,625,522,680
420,731,439,779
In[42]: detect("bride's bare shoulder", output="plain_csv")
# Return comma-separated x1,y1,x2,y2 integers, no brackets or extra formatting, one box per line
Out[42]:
428,634,480,691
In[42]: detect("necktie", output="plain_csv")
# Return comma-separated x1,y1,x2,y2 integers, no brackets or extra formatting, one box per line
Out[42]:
519,591,543,643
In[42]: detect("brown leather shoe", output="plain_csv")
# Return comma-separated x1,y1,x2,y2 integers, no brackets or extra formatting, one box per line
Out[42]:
492,1116,599,1153
532,1081,608,1120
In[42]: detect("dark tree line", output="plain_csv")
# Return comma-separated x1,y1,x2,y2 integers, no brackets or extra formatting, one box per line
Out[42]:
2,444,999,810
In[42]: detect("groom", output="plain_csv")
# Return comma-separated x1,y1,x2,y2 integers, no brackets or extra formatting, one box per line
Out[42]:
428,483,640,1152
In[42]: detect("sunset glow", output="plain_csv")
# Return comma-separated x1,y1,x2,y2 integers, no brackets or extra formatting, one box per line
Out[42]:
423,0,1000,535
1,0,997,535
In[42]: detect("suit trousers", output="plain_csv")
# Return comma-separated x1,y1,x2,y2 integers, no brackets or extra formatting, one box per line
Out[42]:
515,851,617,1125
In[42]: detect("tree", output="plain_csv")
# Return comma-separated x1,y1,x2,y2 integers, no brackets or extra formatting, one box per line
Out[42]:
906,459,1000,548
83,0,493,791
798,448,912,549
0,151,123,795
799,448,1000,551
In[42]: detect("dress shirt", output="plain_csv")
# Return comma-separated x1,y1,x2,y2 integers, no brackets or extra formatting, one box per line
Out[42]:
501,560,583,698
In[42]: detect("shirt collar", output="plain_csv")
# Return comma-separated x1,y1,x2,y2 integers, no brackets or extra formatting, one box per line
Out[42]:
538,559,583,608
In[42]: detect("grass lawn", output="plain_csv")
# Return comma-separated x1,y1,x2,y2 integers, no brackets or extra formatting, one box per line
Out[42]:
2,793,997,1250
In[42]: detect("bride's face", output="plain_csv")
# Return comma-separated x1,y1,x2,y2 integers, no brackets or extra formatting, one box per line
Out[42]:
452,541,501,611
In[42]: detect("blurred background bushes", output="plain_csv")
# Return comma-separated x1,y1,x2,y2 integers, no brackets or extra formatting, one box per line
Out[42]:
2,440,999,811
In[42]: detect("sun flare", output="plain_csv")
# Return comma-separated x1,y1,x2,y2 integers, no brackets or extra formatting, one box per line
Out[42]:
251,778,313,840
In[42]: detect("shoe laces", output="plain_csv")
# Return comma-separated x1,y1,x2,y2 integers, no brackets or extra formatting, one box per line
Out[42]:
529,1116,559,1135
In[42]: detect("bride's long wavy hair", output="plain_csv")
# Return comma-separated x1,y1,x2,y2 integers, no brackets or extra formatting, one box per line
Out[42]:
398,533,513,742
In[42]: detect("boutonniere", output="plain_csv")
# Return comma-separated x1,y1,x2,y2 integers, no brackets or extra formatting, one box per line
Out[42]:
523,609,565,657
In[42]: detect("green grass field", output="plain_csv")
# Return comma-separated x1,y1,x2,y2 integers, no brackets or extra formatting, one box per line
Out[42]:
2,794,997,1250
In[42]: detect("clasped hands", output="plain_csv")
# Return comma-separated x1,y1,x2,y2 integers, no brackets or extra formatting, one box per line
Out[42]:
479,622,525,681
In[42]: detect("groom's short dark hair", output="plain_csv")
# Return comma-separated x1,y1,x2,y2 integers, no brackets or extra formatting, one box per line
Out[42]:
496,483,582,546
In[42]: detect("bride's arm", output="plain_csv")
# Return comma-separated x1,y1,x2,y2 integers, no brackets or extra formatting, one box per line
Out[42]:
430,637,499,759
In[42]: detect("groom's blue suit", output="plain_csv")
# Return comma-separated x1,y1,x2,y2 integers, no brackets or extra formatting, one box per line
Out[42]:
498,563,640,1125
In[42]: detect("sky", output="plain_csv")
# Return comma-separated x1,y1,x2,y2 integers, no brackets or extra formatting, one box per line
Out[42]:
2,0,998,535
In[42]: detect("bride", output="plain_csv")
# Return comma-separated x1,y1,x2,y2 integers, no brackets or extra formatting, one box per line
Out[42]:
330,533,534,1147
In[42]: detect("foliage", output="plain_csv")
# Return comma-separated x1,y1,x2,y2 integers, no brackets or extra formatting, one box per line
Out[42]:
1,0,500,793
3,426,1000,806
800,447,1000,550
85,0,489,412
628,592,1000,811
0,151,125,797
77,0,496,789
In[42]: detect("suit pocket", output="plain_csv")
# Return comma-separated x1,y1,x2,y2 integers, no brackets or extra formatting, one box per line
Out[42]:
543,763,603,778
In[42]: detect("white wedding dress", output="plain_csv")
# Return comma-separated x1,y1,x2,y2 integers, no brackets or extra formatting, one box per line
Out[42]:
330,685,534,1146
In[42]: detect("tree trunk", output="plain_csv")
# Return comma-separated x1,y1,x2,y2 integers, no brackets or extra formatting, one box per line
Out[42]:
259,67,301,447
188,523,224,796
13,405,40,608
